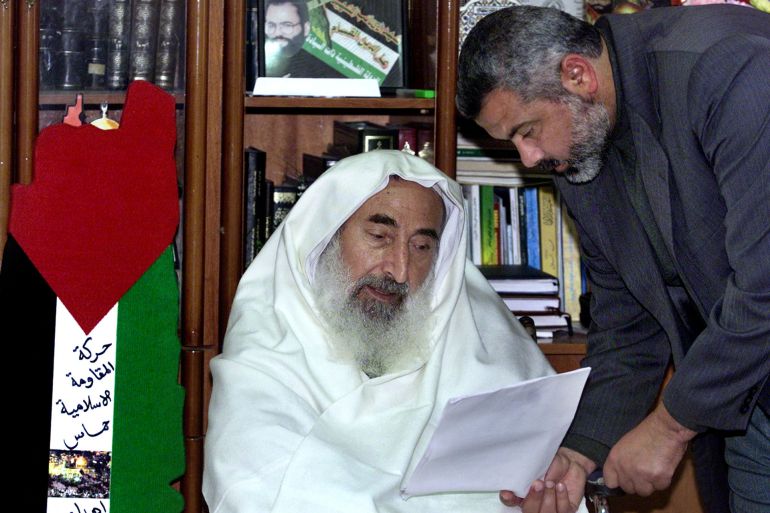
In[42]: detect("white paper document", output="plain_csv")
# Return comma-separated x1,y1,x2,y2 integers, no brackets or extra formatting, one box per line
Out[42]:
402,367,590,499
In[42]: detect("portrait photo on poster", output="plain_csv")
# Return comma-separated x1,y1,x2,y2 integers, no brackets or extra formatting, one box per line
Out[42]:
257,0,407,89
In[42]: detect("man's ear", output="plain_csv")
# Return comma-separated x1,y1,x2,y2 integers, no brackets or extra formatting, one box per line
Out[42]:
560,55,599,99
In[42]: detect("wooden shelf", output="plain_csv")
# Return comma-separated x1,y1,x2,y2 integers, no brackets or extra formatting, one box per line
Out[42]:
38,89,185,107
539,341,586,375
244,95,434,111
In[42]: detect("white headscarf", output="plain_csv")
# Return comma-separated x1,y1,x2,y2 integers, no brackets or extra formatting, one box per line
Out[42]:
203,150,556,513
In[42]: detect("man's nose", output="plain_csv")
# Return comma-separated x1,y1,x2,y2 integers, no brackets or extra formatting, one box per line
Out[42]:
513,136,544,168
383,243,409,285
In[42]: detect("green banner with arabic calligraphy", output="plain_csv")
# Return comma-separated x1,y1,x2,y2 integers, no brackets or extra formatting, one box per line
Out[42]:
301,0,402,85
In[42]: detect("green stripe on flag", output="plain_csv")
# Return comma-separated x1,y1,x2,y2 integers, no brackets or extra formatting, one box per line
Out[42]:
112,246,185,512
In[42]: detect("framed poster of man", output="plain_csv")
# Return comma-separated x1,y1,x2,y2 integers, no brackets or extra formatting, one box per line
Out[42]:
258,0,407,88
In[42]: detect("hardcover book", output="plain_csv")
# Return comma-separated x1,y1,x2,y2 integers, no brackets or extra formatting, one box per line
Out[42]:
272,185,299,232
243,147,267,270
106,0,132,89
129,0,161,82
478,264,559,295
154,0,184,89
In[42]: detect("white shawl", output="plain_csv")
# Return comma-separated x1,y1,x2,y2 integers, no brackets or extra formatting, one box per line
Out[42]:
203,150,557,513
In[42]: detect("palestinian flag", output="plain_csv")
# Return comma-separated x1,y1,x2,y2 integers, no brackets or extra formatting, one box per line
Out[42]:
0,81,184,513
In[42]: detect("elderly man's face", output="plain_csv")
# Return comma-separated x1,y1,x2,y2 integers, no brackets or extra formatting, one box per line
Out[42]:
338,177,443,311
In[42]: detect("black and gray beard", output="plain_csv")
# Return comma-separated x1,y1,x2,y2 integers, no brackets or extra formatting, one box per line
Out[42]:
541,94,611,184
314,236,432,378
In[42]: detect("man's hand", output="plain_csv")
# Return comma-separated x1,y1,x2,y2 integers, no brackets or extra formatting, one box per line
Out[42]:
499,447,596,512
603,404,696,496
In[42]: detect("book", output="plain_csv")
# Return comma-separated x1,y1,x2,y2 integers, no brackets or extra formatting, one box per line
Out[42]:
560,204,583,320
509,187,522,265
523,312,571,329
129,0,161,82
500,295,561,313
84,0,110,89
60,0,88,90
243,147,266,270
154,0,184,89
456,147,520,161
456,159,549,177
479,185,497,265
105,0,132,89
462,184,482,265
523,187,540,269
272,185,299,232
538,185,559,277
478,265,559,295
40,0,64,89
302,153,340,180
517,187,528,267
262,179,275,242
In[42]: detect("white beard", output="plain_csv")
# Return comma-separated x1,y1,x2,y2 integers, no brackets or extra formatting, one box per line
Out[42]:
314,236,433,378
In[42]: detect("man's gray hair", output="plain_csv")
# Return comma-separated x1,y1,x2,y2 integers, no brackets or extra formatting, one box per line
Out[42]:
456,5,603,119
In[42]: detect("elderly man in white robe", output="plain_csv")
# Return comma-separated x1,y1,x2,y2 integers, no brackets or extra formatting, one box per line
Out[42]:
203,150,580,513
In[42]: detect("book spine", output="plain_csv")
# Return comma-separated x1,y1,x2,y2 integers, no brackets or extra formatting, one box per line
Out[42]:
154,0,183,89
561,202,583,320
480,185,496,265
84,0,110,89
243,151,258,270
517,187,528,267
129,0,161,82
509,187,521,265
60,0,88,90
493,199,501,265
272,187,298,232
524,186,540,269
262,180,275,242
538,185,559,277
465,184,481,265
243,148,265,270
106,0,132,90
40,0,64,89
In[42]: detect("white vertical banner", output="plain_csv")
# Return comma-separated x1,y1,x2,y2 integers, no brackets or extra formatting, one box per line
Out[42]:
47,299,118,513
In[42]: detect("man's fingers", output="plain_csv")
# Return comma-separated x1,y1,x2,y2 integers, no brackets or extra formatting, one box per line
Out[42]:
499,489,522,507
520,481,545,513
555,482,577,513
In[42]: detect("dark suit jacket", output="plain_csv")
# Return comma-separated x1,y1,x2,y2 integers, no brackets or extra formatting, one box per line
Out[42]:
556,5,770,464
